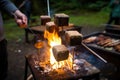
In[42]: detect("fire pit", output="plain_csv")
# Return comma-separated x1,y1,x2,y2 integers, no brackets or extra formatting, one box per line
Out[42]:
24,29,100,80
24,13,100,80
24,45,100,80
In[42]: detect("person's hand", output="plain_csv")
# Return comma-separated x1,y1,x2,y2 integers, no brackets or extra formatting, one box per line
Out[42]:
14,10,27,28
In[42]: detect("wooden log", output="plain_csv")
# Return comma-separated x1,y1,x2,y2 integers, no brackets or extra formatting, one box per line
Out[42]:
52,45,69,61
54,13,69,26
40,15,51,25
46,22,59,33
65,30,83,46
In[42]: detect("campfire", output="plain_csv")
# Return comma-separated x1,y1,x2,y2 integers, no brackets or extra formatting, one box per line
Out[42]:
33,14,84,74
37,24,73,73
29,13,102,80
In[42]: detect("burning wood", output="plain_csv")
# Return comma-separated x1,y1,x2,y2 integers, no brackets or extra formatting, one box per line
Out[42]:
43,21,73,70
52,45,69,61
31,13,100,80
46,22,59,33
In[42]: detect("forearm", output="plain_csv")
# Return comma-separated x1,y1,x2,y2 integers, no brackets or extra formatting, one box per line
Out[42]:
13,10,25,18
0,0,27,28
0,0,18,15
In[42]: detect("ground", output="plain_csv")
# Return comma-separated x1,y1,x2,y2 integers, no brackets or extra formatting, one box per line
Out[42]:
5,26,120,80
7,40,36,80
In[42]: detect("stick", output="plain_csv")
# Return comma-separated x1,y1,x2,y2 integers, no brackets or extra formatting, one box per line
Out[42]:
72,47,75,70
101,24,120,28
82,43,107,63
27,27,38,37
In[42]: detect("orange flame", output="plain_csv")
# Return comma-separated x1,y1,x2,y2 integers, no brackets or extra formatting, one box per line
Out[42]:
44,29,61,47
44,27,73,70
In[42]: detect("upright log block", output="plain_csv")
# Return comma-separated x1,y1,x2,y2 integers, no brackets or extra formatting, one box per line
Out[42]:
65,31,83,46
40,15,51,25
54,13,69,26
52,45,69,61
46,22,59,33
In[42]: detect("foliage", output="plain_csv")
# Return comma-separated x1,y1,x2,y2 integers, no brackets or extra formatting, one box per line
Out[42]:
87,1,108,11
2,0,110,20
50,0,80,12
50,0,109,12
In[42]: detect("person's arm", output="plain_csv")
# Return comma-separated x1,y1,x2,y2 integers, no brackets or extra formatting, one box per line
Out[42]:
0,0,18,15
0,0,27,28
13,10,27,28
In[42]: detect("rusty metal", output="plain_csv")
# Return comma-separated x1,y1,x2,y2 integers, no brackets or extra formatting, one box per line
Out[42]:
82,43,107,63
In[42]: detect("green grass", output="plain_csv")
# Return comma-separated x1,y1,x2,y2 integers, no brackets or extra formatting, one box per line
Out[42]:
4,20,25,41
4,10,110,40
69,11,109,27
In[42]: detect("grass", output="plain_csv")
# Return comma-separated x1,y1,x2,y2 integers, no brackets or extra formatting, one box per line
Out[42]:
69,11,109,27
4,20,25,41
4,10,110,40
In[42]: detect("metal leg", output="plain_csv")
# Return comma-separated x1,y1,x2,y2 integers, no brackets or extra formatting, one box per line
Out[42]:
25,29,29,43
94,74,100,80
24,58,28,80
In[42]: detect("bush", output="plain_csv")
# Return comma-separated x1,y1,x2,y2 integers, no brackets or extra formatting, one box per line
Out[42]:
87,1,108,11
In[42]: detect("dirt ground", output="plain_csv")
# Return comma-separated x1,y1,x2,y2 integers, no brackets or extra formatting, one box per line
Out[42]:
5,26,120,80
6,40,36,80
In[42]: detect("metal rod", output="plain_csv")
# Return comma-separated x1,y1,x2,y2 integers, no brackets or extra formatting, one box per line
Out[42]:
27,27,38,37
72,47,75,70
47,0,50,16
82,43,107,63
101,24,120,28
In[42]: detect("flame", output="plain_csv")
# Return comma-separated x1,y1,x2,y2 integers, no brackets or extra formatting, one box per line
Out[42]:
44,27,73,70
44,28,61,47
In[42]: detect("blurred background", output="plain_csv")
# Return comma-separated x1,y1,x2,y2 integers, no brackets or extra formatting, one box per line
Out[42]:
3,0,110,40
